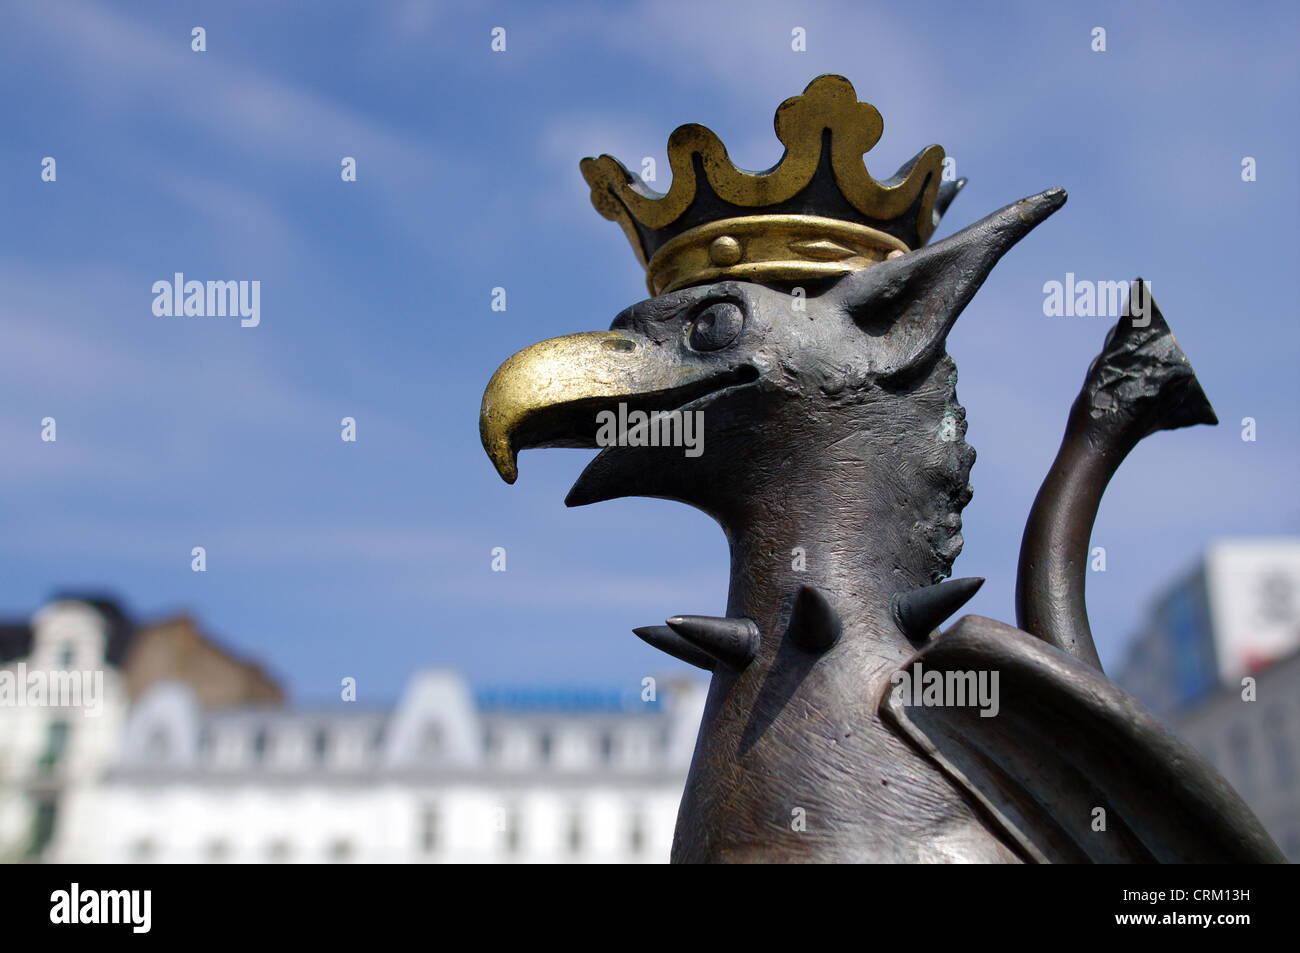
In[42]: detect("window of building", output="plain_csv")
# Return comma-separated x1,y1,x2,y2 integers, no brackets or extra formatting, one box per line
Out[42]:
28,798,58,858
327,839,354,862
132,838,156,862
538,731,553,764
1256,571,1296,624
58,642,76,668
418,722,443,760
1266,710,1294,789
566,809,583,856
146,726,170,761
251,727,269,764
599,732,614,763
500,806,521,855
38,720,70,772
313,727,329,763
421,805,439,853
628,810,645,855
1229,725,1255,795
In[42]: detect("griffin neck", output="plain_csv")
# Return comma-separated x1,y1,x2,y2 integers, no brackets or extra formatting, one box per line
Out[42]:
718,354,972,664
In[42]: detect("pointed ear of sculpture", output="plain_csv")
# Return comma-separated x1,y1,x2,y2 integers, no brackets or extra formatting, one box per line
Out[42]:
933,175,968,221
830,187,1066,380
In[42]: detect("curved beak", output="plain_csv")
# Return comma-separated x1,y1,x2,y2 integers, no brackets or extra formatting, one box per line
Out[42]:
479,330,729,483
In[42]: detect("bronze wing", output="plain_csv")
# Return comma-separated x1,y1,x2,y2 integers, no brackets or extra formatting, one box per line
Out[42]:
879,615,1286,863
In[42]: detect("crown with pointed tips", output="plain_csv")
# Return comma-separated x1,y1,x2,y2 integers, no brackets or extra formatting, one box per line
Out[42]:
581,75,962,296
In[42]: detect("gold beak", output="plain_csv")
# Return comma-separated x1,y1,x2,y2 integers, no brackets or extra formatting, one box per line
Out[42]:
479,330,723,484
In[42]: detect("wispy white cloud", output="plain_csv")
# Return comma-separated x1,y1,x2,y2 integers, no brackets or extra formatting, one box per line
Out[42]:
12,1,430,169
5,0,456,258
0,262,434,491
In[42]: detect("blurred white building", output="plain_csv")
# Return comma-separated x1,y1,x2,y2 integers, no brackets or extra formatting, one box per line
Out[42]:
0,599,133,862
1116,539,1300,860
2,597,705,864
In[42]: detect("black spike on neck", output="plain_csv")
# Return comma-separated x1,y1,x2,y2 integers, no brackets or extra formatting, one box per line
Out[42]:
665,615,759,670
788,585,842,653
891,577,985,643
632,625,716,672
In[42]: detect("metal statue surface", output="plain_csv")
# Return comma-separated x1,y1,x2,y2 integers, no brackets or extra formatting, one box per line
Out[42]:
479,76,1284,863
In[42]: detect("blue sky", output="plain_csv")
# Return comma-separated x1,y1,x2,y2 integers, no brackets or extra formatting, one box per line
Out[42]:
1,0,1297,704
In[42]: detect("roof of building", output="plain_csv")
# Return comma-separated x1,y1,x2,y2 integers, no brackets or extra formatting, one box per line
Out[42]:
0,623,32,662
48,593,136,665
474,686,660,713
1,593,136,665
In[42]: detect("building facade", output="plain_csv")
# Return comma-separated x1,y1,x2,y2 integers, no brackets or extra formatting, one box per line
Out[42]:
1,598,705,864
1115,539,1300,860
1169,648,1300,859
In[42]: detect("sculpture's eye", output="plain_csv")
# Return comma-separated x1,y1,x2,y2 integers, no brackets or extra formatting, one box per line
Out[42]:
687,301,744,351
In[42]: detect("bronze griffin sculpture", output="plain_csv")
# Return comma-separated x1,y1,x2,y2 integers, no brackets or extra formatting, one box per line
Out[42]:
479,76,1284,863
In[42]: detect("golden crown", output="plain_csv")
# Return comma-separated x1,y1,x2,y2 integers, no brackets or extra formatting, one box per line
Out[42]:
581,75,961,296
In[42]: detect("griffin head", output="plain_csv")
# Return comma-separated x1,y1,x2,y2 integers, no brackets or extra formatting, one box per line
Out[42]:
480,187,1064,544
481,75,1064,586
